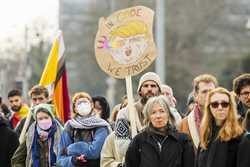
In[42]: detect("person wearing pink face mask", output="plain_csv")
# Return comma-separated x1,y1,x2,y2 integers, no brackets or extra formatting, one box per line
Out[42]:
11,103,63,167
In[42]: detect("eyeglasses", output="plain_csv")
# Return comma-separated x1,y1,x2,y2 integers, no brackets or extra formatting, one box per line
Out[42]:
240,91,250,98
209,101,230,109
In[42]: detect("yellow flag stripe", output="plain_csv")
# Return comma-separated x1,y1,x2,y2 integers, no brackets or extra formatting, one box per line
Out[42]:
39,38,59,86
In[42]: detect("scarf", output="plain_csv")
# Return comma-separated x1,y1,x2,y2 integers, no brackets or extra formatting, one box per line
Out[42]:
194,104,203,131
31,121,57,167
68,115,111,131
147,123,175,137
11,105,29,128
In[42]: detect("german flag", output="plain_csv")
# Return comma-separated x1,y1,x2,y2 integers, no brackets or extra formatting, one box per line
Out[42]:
39,31,70,123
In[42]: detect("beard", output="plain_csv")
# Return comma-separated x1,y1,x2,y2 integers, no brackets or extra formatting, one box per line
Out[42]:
11,105,22,112
140,92,156,105
141,96,148,105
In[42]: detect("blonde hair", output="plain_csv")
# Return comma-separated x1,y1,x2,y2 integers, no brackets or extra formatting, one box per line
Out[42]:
193,74,218,93
200,87,243,149
143,95,175,127
110,20,148,38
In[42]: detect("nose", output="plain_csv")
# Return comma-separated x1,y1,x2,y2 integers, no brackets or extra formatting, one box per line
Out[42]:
147,85,154,91
217,104,224,110
155,112,162,118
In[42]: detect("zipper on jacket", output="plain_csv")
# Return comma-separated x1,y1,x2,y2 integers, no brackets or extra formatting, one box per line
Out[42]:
153,135,168,153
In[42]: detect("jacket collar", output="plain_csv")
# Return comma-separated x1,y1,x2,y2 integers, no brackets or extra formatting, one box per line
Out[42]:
144,125,179,142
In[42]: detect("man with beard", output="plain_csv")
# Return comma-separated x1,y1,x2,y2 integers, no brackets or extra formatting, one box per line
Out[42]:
116,72,162,133
7,89,29,129
101,72,162,167
233,73,250,123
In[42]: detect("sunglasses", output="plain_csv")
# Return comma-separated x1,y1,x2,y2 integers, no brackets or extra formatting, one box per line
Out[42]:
209,101,230,109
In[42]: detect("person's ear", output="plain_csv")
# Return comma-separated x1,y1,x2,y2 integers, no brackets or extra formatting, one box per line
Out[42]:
194,92,198,102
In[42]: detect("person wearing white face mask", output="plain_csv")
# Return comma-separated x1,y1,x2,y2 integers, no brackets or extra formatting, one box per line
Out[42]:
57,92,111,167
11,103,63,167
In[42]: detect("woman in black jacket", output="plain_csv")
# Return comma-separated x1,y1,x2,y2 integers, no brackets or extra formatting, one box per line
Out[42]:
125,95,195,167
196,87,250,167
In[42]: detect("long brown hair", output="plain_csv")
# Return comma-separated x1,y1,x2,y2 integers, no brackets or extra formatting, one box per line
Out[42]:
200,87,243,149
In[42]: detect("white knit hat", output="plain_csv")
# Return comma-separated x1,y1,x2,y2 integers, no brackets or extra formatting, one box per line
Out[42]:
137,72,162,94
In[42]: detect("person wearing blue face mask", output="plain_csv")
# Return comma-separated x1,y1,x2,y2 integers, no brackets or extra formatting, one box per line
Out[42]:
11,103,63,167
57,92,111,167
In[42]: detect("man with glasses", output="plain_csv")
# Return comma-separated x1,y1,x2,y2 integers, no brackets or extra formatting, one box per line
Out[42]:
233,73,250,122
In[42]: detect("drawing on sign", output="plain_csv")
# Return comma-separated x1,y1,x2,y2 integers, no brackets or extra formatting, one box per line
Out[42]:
98,21,148,65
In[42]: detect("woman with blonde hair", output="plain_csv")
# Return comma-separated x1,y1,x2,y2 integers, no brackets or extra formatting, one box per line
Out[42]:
196,87,250,167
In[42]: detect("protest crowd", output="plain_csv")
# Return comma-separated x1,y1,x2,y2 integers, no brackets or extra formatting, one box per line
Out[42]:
0,72,249,167
1,5,250,167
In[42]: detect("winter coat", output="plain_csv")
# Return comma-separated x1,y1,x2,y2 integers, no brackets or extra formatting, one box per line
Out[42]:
125,127,195,167
15,116,35,138
178,106,201,150
196,133,250,167
100,132,123,167
237,133,250,167
237,101,249,120
57,123,109,167
11,121,63,167
0,117,19,167
113,100,145,162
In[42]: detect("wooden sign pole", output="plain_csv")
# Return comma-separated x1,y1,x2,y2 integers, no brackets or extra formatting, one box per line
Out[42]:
125,75,137,138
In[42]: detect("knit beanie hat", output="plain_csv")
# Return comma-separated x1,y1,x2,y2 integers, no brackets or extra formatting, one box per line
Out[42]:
137,72,162,94
33,103,55,120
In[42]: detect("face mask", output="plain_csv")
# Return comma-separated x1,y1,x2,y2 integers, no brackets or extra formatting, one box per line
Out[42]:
77,102,92,116
37,119,52,130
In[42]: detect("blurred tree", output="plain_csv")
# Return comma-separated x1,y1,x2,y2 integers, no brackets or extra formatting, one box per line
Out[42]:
27,18,56,89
